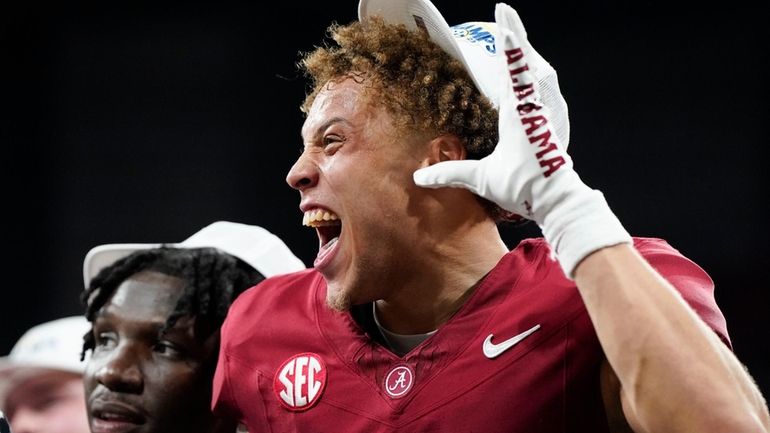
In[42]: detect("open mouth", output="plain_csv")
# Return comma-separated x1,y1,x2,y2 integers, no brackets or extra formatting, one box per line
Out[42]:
303,209,342,268
303,209,342,242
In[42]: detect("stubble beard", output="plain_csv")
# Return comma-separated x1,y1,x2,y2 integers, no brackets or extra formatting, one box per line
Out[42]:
324,241,386,312
324,259,371,312
326,287,352,312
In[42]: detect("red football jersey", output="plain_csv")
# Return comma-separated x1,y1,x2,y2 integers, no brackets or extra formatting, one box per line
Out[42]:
213,238,729,432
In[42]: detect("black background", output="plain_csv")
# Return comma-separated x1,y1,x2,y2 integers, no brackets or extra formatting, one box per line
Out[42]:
2,1,768,397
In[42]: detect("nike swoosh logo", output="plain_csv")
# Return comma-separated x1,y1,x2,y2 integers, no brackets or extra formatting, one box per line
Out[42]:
482,324,541,359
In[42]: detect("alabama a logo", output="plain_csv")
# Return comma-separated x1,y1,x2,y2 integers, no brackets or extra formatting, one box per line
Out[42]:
383,364,415,399
273,353,327,411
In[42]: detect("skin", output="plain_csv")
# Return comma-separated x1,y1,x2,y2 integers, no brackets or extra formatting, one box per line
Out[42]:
287,76,507,333
83,270,236,433
4,370,89,433
575,245,770,432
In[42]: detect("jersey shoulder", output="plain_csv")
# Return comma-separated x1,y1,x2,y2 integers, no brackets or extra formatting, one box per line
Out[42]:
221,269,323,350
511,237,730,347
230,268,320,311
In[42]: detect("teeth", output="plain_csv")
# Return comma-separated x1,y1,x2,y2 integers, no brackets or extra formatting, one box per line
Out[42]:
303,209,340,227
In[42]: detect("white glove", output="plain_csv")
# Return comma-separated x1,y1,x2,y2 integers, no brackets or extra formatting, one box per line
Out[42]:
414,3,631,277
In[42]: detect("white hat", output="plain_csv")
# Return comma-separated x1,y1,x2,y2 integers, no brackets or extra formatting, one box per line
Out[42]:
0,316,91,406
358,0,570,149
83,221,306,288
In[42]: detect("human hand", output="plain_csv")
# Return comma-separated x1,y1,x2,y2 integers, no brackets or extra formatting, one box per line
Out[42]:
415,3,630,277
414,3,575,222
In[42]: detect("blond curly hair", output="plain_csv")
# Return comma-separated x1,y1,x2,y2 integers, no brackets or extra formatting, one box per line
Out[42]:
300,17,517,221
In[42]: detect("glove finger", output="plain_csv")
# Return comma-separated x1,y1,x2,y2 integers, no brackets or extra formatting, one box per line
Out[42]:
496,3,555,89
413,160,483,194
495,4,528,47
495,5,544,119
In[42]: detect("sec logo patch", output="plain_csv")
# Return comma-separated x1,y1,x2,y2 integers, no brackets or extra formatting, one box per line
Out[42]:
273,353,327,411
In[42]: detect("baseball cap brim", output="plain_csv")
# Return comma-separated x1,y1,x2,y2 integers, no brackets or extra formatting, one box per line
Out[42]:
83,221,306,288
0,316,91,407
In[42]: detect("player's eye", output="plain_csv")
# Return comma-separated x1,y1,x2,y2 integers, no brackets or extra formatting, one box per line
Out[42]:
153,341,183,358
94,331,117,350
323,135,344,154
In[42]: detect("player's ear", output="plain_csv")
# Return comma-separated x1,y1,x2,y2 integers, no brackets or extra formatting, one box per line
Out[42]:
422,134,466,167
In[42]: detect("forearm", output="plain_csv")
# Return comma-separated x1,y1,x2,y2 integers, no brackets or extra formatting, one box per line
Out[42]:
574,243,769,432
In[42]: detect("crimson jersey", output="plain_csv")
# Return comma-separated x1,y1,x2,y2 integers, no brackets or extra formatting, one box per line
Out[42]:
213,238,729,432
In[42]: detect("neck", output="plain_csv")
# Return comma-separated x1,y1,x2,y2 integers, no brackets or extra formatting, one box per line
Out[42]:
375,214,507,335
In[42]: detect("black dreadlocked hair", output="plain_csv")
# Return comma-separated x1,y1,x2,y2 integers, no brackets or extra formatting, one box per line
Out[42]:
81,247,264,357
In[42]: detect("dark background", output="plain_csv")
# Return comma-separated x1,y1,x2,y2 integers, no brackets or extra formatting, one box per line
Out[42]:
2,0,768,397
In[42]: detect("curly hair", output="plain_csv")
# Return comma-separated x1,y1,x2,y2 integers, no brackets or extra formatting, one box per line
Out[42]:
299,17,520,222
81,247,264,357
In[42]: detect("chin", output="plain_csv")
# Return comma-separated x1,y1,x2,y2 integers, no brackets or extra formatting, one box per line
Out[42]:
323,262,376,312
325,285,352,312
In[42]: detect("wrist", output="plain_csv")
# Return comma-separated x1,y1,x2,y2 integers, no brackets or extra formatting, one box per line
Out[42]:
538,178,631,278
